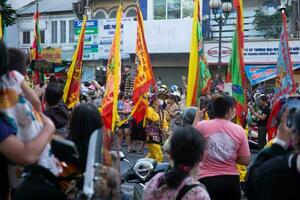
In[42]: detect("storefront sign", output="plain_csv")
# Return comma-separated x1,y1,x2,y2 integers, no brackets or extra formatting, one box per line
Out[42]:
30,60,55,73
207,46,232,58
98,18,133,58
75,20,99,60
31,48,62,63
245,64,300,85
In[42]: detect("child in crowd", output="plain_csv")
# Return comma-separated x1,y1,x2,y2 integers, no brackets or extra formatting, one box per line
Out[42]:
2,48,61,188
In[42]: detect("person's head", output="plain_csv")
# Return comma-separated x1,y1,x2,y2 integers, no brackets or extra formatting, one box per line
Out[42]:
213,95,236,120
296,82,299,87
182,107,197,125
124,65,131,73
258,94,268,108
150,95,160,109
69,103,103,171
118,92,124,100
159,126,206,188
8,48,27,75
44,83,63,106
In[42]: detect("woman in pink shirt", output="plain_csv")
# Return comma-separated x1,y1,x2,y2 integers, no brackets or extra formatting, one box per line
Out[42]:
194,95,250,200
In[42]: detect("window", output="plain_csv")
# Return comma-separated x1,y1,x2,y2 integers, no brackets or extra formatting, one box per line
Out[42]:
108,8,118,18
22,31,30,44
40,30,45,44
60,21,66,43
182,0,193,18
94,8,107,19
154,0,166,19
51,21,58,43
125,7,137,18
167,0,181,19
69,20,75,43
154,0,193,20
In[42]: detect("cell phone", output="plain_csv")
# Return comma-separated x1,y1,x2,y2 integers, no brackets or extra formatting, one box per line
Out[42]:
286,96,300,128
286,96,300,109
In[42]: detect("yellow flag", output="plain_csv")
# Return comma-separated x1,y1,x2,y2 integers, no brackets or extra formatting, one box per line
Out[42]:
186,0,200,107
0,13,3,40
101,5,122,131
63,16,86,108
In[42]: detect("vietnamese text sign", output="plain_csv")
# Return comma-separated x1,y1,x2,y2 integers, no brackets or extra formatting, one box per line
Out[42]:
245,64,300,85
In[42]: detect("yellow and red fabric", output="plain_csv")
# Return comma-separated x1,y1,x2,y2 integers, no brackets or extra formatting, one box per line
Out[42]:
63,16,86,109
101,5,122,131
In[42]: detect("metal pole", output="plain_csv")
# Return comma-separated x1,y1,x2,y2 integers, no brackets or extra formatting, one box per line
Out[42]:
218,17,222,75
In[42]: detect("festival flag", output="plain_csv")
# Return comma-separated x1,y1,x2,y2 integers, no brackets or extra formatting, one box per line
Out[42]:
274,10,295,97
267,8,295,140
63,16,86,109
186,0,211,106
131,4,156,123
32,4,42,84
101,5,122,131
0,13,3,40
230,0,247,125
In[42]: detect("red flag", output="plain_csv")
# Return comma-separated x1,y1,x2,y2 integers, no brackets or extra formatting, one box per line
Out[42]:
32,5,42,85
132,5,156,124
63,16,86,108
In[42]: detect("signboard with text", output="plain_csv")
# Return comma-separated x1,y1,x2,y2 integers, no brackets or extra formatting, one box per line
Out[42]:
98,18,133,58
75,20,99,60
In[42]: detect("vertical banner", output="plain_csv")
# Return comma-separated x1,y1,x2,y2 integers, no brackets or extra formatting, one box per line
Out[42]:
101,5,123,131
63,16,87,109
131,4,156,124
32,4,42,85
0,13,3,40
274,11,295,97
230,0,247,125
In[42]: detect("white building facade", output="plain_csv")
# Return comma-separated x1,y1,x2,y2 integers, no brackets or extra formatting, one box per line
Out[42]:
8,0,300,86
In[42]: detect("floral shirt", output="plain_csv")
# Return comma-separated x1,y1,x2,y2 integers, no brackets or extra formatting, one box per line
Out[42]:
144,172,210,200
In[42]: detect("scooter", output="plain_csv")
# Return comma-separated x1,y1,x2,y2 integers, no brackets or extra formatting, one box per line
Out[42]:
122,158,169,200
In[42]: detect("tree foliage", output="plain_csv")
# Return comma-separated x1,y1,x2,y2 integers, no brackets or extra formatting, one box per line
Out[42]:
254,6,291,38
1,0,16,28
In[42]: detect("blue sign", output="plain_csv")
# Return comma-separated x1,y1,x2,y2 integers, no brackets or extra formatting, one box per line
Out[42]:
245,64,300,85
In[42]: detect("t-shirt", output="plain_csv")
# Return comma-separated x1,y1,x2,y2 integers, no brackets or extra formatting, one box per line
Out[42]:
144,172,210,200
0,116,16,143
0,71,61,187
257,106,270,127
195,119,250,179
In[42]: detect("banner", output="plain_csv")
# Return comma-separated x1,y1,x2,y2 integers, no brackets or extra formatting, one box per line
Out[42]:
63,16,86,109
30,48,62,63
230,0,247,125
186,0,201,107
274,11,296,97
101,5,122,131
131,4,156,124
245,64,300,85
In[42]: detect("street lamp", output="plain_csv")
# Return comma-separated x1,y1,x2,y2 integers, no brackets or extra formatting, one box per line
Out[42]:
209,0,233,75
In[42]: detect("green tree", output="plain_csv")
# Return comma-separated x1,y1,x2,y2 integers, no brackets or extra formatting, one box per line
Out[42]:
1,0,16,33
254,6,291,38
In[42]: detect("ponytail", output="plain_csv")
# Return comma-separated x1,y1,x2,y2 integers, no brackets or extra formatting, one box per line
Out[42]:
158,164,191,189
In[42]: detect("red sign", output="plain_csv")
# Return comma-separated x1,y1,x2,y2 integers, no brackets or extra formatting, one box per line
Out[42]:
207,46,232,58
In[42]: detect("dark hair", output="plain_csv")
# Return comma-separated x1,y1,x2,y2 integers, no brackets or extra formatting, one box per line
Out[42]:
213,95,236,118
68,103,103,171
44,83,63,106
260,95,268,102
0,41,9,94
8,48,27,75
159,126,206,188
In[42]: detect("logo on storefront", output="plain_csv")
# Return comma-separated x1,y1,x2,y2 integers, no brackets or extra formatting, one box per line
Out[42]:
207,46,232,58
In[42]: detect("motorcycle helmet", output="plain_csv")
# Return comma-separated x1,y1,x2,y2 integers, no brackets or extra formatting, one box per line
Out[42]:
170,85,178,93
182,106,197,125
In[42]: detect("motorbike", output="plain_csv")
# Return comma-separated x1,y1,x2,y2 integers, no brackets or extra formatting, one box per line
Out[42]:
122,158,169,200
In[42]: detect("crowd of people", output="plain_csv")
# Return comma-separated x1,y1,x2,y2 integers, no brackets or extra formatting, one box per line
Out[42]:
1,38,300,200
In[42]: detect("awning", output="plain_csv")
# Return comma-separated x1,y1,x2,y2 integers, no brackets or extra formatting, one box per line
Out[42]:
245,64,300,85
